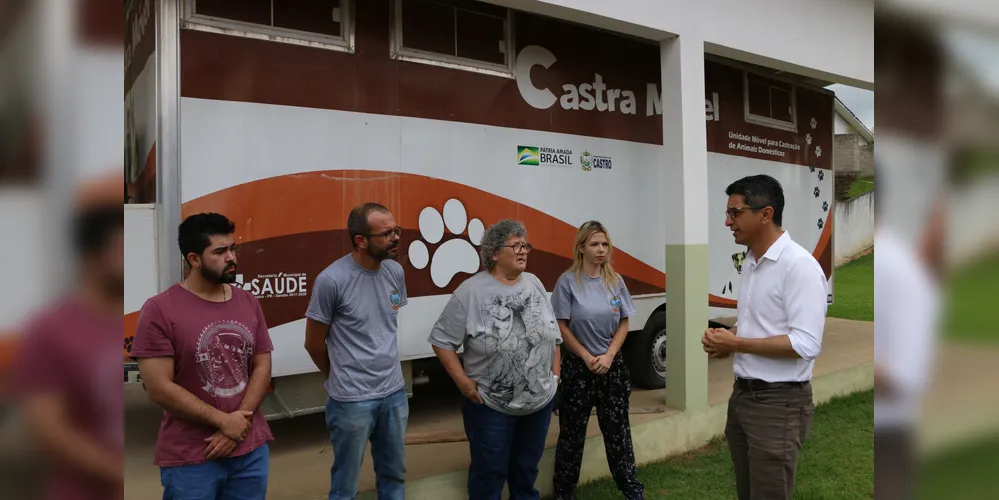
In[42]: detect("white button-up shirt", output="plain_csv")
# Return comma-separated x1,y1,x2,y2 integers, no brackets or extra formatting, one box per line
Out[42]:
874,229,940,427
733,231,829,382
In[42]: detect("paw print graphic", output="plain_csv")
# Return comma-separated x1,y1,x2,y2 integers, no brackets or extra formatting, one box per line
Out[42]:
806,133,813,145
822,201,829,213
817,171,824,181
124,335,134,353
810,117,818,129
817,218,824,229
809,166,816,173
815,146,822,158
813,187,821,198
409,199,484,288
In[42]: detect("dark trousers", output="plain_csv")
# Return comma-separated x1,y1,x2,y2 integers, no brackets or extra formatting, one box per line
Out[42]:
554,352,643,499
462,397,556,500
874,427,915,500
724,379,815,500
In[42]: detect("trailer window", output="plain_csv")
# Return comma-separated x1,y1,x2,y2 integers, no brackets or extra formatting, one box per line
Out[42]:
391,0,515,78
744,72,797,132
183,0,355,53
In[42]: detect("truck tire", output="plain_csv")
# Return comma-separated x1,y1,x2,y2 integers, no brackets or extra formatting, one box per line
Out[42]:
624,310,667,389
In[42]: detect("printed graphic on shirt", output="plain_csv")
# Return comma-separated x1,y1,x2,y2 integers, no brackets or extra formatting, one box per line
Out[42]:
610,295,622,313
195,320,254,398
390,289,402,310
474,287,558,411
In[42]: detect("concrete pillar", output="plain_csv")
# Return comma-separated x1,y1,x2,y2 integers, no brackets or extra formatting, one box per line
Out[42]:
660,36,709,412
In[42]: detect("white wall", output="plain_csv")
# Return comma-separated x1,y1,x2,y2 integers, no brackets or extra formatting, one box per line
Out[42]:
835,191,875,266
834,113,854,135
492,0,874,88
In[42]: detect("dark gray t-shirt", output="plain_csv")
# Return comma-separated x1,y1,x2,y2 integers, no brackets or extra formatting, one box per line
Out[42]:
305,254,408,402
550,271,636,356
428,271,562,416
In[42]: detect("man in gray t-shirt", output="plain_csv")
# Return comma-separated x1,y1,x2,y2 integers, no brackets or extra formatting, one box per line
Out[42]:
303,203,409,500
306,255,407,401
428,271,562,416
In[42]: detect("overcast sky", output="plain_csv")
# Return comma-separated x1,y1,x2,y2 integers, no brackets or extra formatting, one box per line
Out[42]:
826,83,874,131
824,25,999,135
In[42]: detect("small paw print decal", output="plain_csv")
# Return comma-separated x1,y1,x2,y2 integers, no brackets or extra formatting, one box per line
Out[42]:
809,166,816,173
410,199,484,288
817,218,824,229
822,201,829,212
806,133,813,145
813,187,821,198
810,117,817,129
815,146,822,157
817,171,824,181
124,335,134,353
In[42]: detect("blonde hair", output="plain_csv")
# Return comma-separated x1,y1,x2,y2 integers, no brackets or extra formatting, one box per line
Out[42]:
567,220,621,290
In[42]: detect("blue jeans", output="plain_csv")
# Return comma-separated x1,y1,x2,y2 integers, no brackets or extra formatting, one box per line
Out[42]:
326,388,409,500
160,444,269,500
462,398,556,500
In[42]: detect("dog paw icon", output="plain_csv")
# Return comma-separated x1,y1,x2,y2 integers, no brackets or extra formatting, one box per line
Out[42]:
815,146,822,158
822,201,829,213
806,133,813,145
809,165,816,173
813,187,821,198
409,199,484,288
810,117,818,129
817,218,824,229
817,171,824,181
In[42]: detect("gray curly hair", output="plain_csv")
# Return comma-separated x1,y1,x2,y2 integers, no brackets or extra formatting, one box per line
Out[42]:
479,219,528,270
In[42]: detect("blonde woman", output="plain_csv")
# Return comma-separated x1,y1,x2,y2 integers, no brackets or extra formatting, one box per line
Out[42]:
551,221,644,500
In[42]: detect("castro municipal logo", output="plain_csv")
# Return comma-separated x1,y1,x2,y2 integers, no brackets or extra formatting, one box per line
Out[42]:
580,150,593,171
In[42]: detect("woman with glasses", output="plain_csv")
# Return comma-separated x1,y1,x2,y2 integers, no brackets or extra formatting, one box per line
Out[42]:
427,219,562,500
552,221,644,500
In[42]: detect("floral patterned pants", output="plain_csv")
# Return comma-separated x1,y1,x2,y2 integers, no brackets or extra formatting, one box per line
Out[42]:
553,351,644,499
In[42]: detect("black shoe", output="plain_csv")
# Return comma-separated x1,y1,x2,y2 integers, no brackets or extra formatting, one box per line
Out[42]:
553,490,576,500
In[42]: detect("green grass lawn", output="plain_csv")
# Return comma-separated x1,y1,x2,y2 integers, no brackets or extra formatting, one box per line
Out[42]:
918,433,999,500
569,390,874,499
847,176,875,199
827,250,873,321
943,252,999,345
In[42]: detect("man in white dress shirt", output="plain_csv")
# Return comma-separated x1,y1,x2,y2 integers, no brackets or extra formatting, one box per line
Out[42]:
702,174,829,500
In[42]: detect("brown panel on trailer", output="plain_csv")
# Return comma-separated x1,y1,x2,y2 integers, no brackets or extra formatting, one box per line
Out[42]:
704,60,833,170
180,0,663,145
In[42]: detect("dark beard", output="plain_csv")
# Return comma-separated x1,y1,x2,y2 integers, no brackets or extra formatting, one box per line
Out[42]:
103,275,124,299
202,265,237,284
367,244,398,262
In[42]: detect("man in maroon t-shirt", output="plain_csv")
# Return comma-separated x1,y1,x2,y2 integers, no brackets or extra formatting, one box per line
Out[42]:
131,213,274,500
12,201,124,500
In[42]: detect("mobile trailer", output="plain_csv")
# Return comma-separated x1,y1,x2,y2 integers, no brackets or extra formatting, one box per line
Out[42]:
124,0,834,419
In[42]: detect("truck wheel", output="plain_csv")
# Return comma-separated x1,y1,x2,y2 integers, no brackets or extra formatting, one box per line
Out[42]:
624,310,667,389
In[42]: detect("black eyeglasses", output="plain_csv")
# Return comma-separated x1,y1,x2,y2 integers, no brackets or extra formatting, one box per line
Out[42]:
501,243,533,254
364,227,403,239
725,206,767,219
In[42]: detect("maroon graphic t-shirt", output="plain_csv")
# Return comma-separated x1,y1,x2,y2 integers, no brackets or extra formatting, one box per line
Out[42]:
130,284,274,467
11,297,124,500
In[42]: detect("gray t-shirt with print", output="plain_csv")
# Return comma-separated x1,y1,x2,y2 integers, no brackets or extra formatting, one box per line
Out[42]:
550,271,636,356
428,271,562,416
305,254,407,402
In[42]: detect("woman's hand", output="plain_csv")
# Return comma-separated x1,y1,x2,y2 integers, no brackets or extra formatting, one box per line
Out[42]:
590,353,613,375
457,376,484,404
